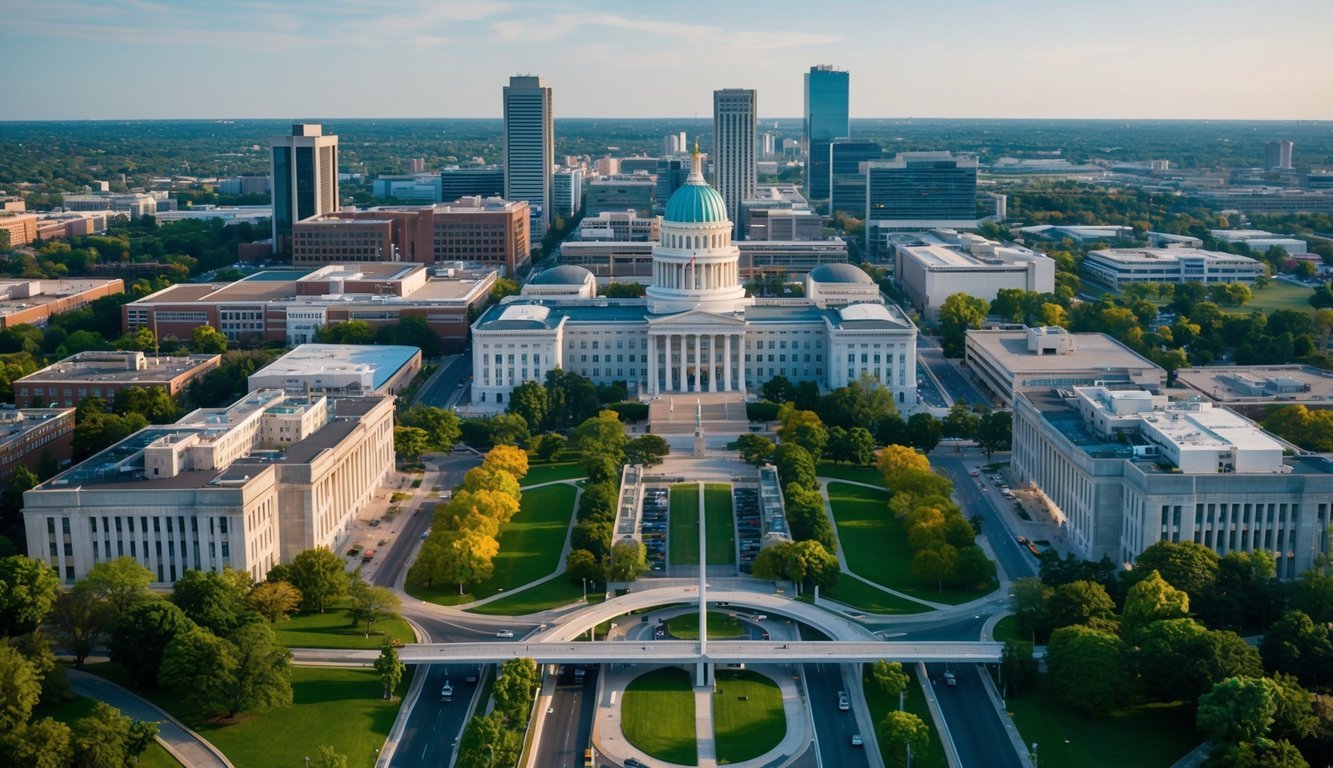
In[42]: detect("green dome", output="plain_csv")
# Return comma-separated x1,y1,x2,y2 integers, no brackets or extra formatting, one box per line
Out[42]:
664,181,729,224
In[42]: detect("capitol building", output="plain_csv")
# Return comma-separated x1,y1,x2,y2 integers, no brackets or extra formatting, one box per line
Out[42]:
470,151,918,409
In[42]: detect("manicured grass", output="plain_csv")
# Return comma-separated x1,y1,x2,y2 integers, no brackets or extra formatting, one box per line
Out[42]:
817,461,886,487
86,663,409,768
467,577,605,616
704,483,735,565
666,611,745,639
819,577,931,615
521,462,587,486
862,665,947,768
827,482,996,605
272,598,414,649
33,695,182,768
670,483,700,566
1006,678,1198,768
622,667,697,765
1237,280,1316,316
991,615,1019,643
411,483,577,606
713,669,785,763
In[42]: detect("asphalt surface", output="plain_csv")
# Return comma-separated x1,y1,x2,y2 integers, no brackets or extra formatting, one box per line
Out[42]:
917,337,992,407
534,666,599,768
414,354,473,410
390,663,488,768
925,662,1025,768
67,669,230,768
803,663,871,768
933,455,1038,582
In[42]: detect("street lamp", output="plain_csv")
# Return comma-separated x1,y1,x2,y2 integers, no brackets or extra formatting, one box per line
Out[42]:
1031,742,1039,768
582,577,587,601
303,758,309,768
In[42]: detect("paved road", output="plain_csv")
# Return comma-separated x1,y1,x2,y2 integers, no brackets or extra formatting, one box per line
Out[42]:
918,336,991,407
925,662,1025,768
414,354,473,410
67,669,231,768
390,663,489,768
934,455,1038,582
534,666,599,768
804,663,871,768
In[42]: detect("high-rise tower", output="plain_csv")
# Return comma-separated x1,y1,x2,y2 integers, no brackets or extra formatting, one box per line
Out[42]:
1265,140,1294,170
804,65,849,201
504,76,554,240
270,124,339,256
712,89,756,239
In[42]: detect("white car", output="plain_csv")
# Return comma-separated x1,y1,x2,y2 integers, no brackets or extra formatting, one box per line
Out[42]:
495,630,515,639
851,734,864,747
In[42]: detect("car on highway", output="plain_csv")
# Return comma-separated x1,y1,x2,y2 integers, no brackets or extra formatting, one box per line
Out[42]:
943,671,957,687
625,759,646,768
495,630,514,638
440,681,453,702
851,734,864,747
837,691,850,711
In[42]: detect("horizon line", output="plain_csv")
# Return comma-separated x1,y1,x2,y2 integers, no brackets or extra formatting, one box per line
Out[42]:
2,116,1333,124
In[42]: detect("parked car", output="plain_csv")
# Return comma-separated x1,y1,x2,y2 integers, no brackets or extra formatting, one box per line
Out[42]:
495,629,514,638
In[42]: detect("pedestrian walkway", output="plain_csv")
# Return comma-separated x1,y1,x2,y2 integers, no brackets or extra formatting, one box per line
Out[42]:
66,669,232,768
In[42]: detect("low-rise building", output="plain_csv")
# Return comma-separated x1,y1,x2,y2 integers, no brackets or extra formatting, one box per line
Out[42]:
1082,248,1266,289
804,264,881,308
584,174,657,216
521,265,599,299
1019,224,1136,244
62,193,160,219
1208,229,1309,255
14,352,222,408
0,278,124,328
154,206,273,226
557,240,849,282
0,408,75,484
747,208,822,241
123,263,492,352
23,389,395,585
1012,384,1333,576
0,213,39,246
965,326,1165,405
575,211,660,242
1174,365,1333,419
891,230,1055,321
248,344,422,396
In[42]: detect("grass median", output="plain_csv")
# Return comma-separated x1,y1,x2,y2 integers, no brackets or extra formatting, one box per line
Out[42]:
622,667,696,765
713,669,785,763
666,611,745,639
704,483,735,565
669,484,700,566
862,664,947,768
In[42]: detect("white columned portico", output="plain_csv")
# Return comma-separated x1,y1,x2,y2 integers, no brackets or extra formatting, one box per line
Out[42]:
691,334,700,392
677,335,686,393
708,334,718,392
737,340,746,393
724,334,733,391
648,335,658,395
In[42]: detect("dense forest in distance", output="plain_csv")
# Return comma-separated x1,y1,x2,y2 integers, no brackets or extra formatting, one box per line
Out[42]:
1,118,1330,195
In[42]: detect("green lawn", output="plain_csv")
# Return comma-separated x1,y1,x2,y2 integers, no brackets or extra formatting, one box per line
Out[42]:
272,598,414,649
1006,678,1198,768
411,483,577,606
622,667,697,765
819,577,931,615
713,670,785,763
670,484,700,566
467,577,605,616
827,482,996,605
666,611,745,639
704,483,735,565
1235,280,1316,316
862,665,947,768
86,664,408,768
33,694,182,768
991,615,1020,643
817,461,886,486
520,462,587,486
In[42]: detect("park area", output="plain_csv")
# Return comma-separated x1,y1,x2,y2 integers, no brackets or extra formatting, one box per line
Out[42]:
665,611,745,639
670,482,736,566
712,669,786,763
621,667,697,765
271,598,414,649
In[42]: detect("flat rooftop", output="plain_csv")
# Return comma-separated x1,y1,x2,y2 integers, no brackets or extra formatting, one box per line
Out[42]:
1175,365,1333,405
0,278,122,319
252,344,420,391
967,330,1160,374
1086,248,1259,265
132,263,490,305
17,353,220,385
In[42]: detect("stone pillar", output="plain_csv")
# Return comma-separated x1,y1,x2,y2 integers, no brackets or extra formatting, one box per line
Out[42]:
691,334,700,392
708,334,718,393
737,337,746,393
724,334,733,392
648,335,657,395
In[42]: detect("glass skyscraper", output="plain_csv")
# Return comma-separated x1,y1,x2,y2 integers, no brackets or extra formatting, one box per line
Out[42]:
270,124,339,256
803,66,850,201
713,88,757,238
829,139,882,218
504,76,554,240
866,152,979,222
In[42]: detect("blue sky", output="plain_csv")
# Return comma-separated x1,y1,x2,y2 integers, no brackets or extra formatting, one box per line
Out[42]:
3,0,1331,120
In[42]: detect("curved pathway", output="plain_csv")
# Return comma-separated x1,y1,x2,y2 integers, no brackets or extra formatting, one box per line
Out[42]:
66,669,232,768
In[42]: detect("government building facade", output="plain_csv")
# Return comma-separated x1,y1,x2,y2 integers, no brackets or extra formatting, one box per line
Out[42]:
471,152,918,408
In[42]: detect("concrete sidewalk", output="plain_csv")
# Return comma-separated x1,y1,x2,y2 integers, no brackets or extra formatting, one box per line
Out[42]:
67,669,233,768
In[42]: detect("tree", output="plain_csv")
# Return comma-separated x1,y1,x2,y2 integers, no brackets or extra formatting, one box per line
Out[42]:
608,540,648,582
913,543,958,592
371,643,406,702
190,324,228,354
1198,676,1279,745
976,411,1012,458
565,549,605,588
938,292,989,357
217,622,293,718
506,380,548,433
872,660,909,707
50,586,115,668
159,627,234,716
1206,739,1310,768
1268,673,1319,743
773,443,817,491
394,426,429,461
942,402,979,439
904,412,943,453
1048,580,1117,632
625,434,670,467
0,643,40,732
456,712,521,768
1136,618,1263,703
532,432,566,463
247,580,302,623
286,548,348,613
881,710,930,768
1260,611,1333,690
878,444,931,480
761,375,797,404
830,426,876,466
735,433,775,465
783,539,840,590
778,408,829,458
398,406,462,452
542,368,598,431
751,544,787,582
70,701,143,768
1130,540,1220,603
1046,625,1125,716
432,529,499,594
0,555,60,636
349,578,401,637
171,567,255,636
1122,570,1190,640
570,410,628,463
82,556,154,615
493,657,539,724
109,599,196,690
955,546,997,590
318,745,349,768
2,717,73,768
1001,640,1038,697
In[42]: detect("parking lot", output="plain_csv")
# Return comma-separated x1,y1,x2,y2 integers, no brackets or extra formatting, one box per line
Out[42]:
734,486,760,574
641,486,668,575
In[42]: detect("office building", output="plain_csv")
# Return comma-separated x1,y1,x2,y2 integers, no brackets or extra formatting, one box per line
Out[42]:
439,168,505,202
574,211,660,242
1012,384,1333,576
217,176,271,197
1082,248,1266,289
558,238,847,282
965,327,1165,405
1173,365,1333,419
371,174,442,204
0,409,75,485
867,152,979,225
503,76,554,240
0,278,124,329
890,230,1055,320
1266,140,1295,170
655,159,687,209
270,124,339,256
15,352,222,409
804,263,881,308
470,150,916,407
23,389,395,585
713,89,757,238
248,344,422,396
62,193,160,219
552,169,584,219
740,184,812,240
1209,229,1308,255
803,65,850,201
292,216,395,264
747,209,822,241
830,140,882,217
1019,225,1136,245
1193,188,1333,215
0,214,38,246
584,175,657,216
621,157,659,175
155,206,273,226
123,263,493,351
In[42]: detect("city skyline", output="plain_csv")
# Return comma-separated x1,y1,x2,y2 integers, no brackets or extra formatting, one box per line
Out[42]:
3,0,1332,121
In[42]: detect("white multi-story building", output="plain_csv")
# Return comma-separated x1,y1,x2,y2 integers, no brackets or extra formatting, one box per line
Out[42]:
965,326,1165,406
713,89,757,238
1012,385,1333,577
23,389,394,585
1208,229,1309,255
890,230,1055,321
1082,248,1266,289
471,151,917,407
